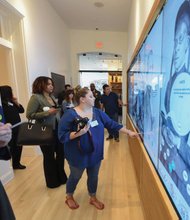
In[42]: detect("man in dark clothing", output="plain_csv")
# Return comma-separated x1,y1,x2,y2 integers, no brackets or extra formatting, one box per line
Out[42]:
90,83,101,109
100,84,122,142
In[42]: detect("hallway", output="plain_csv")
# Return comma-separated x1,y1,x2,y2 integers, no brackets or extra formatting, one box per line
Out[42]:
5,132,145,220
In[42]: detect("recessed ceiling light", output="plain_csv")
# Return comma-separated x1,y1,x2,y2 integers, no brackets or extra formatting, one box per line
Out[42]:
94,2,104,8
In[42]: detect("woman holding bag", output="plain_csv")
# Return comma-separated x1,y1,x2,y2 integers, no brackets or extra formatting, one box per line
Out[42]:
26,76,67,188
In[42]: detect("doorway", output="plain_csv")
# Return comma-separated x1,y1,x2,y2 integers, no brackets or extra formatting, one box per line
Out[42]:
78,52,122,94
80,71,108,93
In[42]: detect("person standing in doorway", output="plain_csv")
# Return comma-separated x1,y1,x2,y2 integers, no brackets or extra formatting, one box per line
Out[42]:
90,83,101,109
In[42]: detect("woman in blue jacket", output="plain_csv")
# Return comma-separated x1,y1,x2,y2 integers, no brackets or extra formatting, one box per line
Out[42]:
58,87,138,210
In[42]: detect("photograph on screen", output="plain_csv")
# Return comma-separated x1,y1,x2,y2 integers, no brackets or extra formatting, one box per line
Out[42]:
142,11,163,166
128,12,163,166
158,0,190,219
128,46,145,134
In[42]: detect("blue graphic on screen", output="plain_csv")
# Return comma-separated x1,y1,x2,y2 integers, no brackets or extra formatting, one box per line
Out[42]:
142,12,162,166
128,13,162,166
128,45,145,134
158,0,190,219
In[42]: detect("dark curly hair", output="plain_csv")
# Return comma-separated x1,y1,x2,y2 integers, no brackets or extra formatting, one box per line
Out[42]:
32,76,54,94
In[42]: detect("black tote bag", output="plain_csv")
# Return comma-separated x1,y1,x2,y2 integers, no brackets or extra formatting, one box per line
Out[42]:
17,121,55,146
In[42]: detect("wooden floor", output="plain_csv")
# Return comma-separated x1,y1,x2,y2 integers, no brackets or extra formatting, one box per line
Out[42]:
5,132,145,220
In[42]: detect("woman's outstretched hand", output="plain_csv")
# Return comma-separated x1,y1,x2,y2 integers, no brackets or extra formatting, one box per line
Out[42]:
120,127,140,138
127,130,139,138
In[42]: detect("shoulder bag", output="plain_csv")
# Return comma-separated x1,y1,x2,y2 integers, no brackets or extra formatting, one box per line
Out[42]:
17,121,55,146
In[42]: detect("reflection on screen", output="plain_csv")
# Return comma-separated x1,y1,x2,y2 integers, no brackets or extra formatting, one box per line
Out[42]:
128,0,190,219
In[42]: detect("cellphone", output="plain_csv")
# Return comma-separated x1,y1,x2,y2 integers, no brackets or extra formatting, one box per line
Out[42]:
11,121,26,129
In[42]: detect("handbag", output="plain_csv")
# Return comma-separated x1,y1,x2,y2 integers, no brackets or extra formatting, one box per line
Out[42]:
17,121,55,146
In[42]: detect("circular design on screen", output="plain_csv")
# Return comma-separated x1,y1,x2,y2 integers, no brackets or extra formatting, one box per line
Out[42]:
169,72,190,136
183,170,188,182
186,184,190,196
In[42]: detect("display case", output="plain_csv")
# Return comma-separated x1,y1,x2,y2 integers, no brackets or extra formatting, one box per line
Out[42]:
108,71,122,95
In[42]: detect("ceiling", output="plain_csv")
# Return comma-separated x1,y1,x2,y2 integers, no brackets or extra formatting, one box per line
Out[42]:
47,0,132,32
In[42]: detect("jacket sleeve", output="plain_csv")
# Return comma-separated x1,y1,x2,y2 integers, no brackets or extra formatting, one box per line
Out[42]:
97,109,123,132
15,103,25,113
58,110,75,144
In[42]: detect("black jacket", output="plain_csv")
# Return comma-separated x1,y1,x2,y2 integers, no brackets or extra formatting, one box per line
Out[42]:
2,101,24,125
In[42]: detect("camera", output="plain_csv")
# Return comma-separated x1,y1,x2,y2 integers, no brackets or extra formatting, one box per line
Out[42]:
74,117,89,131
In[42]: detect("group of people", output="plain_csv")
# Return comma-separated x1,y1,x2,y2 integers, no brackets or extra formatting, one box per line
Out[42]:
59,82,124,142
0,76,138,215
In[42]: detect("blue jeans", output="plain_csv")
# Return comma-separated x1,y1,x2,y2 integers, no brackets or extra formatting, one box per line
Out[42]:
66,162,101,196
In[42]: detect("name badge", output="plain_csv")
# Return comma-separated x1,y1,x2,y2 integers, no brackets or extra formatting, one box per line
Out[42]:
90,120,99,127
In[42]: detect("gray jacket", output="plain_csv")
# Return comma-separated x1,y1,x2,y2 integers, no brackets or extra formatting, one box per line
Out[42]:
26,94,59,128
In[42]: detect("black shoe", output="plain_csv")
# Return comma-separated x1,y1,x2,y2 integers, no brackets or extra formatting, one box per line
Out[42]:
47,183,61,188
114,138,120,142
61,177,68,185
106,136,113,140
13,164,26,170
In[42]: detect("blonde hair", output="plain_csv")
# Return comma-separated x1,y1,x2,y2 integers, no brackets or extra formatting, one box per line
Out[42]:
75,87,89,104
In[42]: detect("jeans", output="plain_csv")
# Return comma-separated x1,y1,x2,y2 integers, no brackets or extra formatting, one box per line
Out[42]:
66,162,101,196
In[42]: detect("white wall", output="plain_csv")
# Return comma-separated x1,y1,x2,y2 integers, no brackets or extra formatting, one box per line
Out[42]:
70,30,128,86
6,0,71,90
127,0,155,65
0,0,71,184
70,30,128,123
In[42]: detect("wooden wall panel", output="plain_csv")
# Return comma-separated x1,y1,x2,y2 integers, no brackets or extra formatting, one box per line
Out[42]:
127,115,179,220
127,118,142,185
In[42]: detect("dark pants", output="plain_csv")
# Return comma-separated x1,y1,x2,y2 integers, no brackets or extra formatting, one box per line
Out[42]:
40,136,67,188
9,129,23,167
107,113,119,139
0,181,15,220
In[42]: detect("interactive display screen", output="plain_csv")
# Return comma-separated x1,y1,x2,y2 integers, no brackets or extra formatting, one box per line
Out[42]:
128,12,163,166
128,1,190,219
